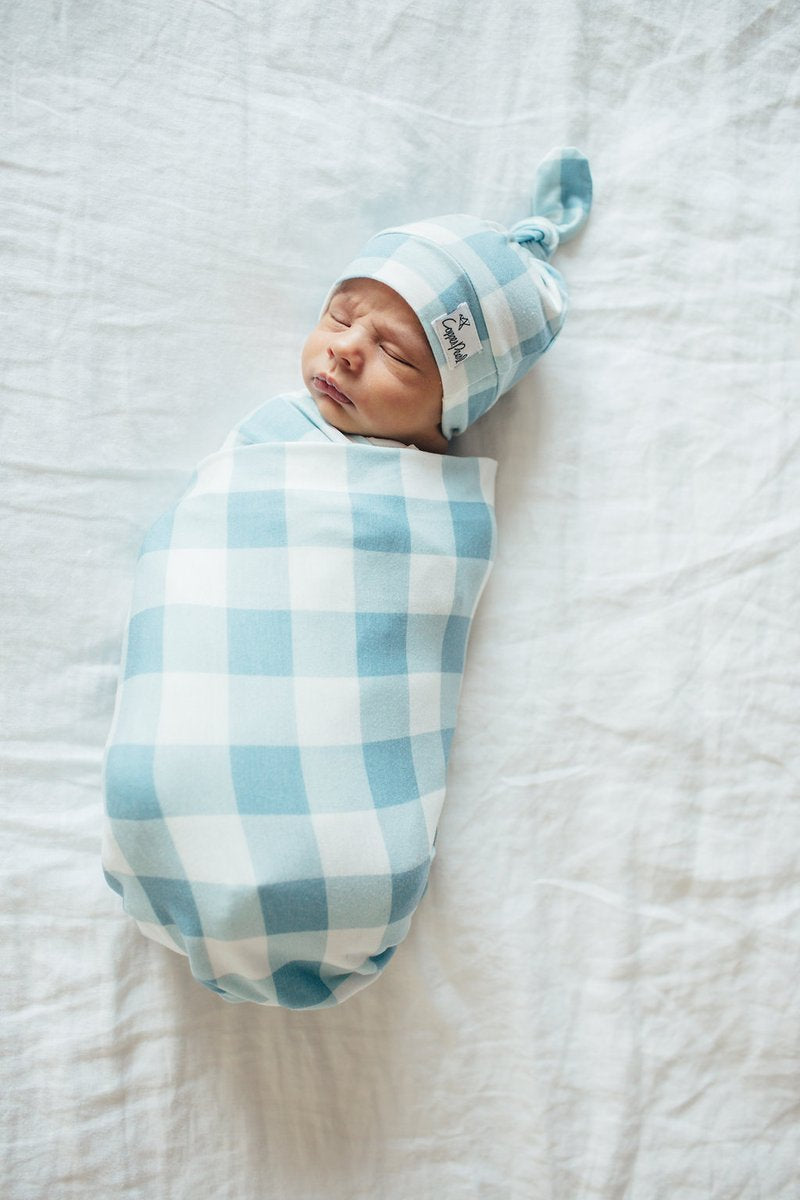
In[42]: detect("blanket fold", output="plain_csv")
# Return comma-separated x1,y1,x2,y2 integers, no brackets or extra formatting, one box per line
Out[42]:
102,393,496,1008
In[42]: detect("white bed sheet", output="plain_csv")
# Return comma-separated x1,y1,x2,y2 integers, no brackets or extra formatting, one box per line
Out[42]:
3,2,799,1197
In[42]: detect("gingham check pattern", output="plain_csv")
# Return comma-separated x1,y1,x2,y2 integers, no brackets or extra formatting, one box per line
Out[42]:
102,392,496,1009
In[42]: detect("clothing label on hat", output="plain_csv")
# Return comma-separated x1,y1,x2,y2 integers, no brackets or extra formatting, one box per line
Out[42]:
431,303,482,370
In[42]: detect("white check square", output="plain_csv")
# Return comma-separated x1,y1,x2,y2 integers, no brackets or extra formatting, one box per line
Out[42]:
311,809,391,878
288,547,356,612
407,672,443,736
165,549,228,607
400,452,449,502
204,934,270,982
165,815,257,887
407,553,458,614
194,450,235,494
285,444,350,493
293,676,361,746
157,672,229,745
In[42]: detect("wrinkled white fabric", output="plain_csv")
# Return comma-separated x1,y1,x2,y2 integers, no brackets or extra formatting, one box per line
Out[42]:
2,1,798,1197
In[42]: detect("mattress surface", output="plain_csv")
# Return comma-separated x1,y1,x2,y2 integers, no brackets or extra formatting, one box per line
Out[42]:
2,2,798,1196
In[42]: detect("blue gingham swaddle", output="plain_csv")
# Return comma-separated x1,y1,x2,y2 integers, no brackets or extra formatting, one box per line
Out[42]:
102,392,496,1009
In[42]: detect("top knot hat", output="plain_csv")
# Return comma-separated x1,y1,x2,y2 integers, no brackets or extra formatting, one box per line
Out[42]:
324,147,593,439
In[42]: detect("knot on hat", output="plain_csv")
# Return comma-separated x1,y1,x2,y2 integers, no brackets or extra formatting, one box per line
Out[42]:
509,146,593,259
509,215,560,257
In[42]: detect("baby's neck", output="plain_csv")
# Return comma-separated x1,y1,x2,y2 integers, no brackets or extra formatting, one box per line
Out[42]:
407,426,448,455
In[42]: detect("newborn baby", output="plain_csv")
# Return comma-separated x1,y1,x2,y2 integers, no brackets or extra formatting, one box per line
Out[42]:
101,147,592,1009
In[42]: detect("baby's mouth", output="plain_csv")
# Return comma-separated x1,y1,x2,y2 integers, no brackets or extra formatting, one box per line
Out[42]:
313,374,354,407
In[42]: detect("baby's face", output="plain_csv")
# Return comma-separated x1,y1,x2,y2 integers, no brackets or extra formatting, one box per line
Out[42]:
301,278,446,453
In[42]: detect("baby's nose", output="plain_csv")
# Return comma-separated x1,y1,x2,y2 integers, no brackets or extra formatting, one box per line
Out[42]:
328,328,364,370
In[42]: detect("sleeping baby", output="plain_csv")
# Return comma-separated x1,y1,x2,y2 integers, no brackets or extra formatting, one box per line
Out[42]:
101,146,592,1009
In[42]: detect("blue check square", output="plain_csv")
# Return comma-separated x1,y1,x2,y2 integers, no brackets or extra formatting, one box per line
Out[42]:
231,746,307,813
228,490,287,548
363,737,419,807
227,608,293,675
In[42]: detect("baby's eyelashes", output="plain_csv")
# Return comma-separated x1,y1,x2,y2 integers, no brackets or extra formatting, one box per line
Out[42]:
382,346,415,369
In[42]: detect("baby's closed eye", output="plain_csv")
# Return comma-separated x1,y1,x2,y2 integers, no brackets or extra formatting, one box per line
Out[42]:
382,346,416,368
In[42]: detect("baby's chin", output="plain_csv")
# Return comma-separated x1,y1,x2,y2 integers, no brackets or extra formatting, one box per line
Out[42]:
309,389,360,432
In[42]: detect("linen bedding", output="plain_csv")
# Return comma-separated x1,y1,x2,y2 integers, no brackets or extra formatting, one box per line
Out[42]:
3,2,798,1197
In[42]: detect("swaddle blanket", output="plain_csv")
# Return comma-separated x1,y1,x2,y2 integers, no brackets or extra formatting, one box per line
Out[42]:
102,392,496,1009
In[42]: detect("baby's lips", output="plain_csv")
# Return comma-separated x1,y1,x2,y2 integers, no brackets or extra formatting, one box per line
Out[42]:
315,374,354,406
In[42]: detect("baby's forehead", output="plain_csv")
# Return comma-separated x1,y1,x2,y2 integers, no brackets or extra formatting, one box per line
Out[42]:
329,278,428,341
331,277,397,307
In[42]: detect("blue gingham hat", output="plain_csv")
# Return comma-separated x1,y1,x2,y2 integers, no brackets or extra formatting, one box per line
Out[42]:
326,146,592,439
